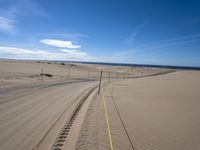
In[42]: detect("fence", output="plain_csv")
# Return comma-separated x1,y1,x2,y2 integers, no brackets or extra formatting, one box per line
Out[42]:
39,62,137,82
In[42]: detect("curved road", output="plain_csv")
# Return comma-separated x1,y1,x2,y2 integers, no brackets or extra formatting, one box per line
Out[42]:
0,79,97,150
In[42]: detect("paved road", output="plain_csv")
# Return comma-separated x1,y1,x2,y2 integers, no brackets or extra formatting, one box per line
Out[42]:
0,79,96,150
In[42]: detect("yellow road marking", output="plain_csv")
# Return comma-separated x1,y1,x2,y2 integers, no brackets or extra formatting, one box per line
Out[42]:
102,86,114,150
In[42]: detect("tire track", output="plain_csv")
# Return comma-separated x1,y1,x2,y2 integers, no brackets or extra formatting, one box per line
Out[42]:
51,86,97,150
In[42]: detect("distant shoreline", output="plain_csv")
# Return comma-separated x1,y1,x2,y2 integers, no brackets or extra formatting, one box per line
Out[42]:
78,61,200,71
1,58,200,71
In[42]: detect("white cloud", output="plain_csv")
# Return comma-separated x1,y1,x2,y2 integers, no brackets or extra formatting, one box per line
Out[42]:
0,46,133,63
16,0,47,17
0,0,47,34
0,46,88,60
42,33,88,39
131,34,200,55
0,16,15,34
40,39,81,49
59,49,87,58
125,20,148,44
2,0,47,17
60,49,79,53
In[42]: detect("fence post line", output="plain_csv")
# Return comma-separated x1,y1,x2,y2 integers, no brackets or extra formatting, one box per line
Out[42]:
88,71,90,78
67,64,70,79
41,62,44,81
108,72,110,83
98,69,103,95
111,84,114,98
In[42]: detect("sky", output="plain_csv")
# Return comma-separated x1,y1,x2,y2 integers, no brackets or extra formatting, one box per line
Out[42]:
0,0,200,67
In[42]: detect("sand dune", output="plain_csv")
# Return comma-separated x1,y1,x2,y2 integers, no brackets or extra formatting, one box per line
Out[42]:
1,59,192,150
74,71,200,150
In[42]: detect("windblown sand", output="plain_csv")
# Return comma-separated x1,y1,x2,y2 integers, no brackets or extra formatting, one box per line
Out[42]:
75,71,200,150
1,59,194,150
0,59,171,89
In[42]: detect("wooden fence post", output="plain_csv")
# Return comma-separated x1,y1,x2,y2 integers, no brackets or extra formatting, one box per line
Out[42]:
41,62,44,81
108,72,110,83
67,64,70,79
98,70,103,95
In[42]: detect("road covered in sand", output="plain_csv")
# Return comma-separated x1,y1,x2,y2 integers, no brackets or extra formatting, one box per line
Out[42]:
0,60,103,150
2,59,198,150
0,78,97,150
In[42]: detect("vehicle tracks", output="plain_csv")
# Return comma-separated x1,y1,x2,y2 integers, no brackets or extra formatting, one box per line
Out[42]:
52,86,97,150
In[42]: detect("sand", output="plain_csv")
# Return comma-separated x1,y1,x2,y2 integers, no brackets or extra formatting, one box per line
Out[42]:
1,59,192,150
74,70,200,150
0,60,96,150
0,59,172,89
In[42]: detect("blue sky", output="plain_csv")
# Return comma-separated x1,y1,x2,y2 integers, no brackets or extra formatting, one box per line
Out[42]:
0,0,200,66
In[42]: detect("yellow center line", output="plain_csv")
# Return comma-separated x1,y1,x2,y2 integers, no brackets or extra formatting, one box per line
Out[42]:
102,86,114,150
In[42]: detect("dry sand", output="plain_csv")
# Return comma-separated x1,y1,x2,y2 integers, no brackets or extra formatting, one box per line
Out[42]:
0,59,171,89
74,70,200,150
0,60,100,150
0,59,184,150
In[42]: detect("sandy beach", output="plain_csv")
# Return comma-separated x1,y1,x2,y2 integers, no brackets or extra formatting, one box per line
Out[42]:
74,70,200,150
1,0,200,149
0,59,199,150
